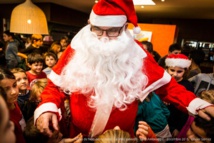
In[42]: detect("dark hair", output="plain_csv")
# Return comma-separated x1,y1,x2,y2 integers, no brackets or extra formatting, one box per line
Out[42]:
44,51,58,62
189,49,205,65
0,68,15,105
60,36,69,42
0,86,7,102
3,30,14,38
24,117,49,143
27,53,44,65
0,67,16,81
194,116,214,143
169,43,182,52
141,41,153,53
153,51,161,62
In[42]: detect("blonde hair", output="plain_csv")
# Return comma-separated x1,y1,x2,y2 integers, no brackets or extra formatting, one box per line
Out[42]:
199,90,214,104
95,129,137,143
10,68,26,75
31,34,42,41
29,78,47,101
49,41,62,54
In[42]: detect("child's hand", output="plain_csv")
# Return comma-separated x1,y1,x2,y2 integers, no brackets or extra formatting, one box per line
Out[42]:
136,121,149,141
136,121,157,142
59,133,83,143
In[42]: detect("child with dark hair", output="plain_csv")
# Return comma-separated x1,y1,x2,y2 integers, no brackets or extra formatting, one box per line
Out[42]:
43,51,58,75
158,43,182,68
135,92,171,142
24,117,83,143
0,67,26,143
3,30,21,69
60,36,69,52
175,115,214,143
141,41,161,62
26,52,47,87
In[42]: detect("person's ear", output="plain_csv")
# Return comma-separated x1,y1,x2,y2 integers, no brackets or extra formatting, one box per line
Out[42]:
88,19,90,24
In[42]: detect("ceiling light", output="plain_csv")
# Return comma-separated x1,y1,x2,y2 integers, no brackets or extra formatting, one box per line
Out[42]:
161,0,165,2
141,6,145,8
10,0,48,34
133,0,156,5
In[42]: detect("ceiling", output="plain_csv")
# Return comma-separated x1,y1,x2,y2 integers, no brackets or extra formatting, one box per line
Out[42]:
1,0,214,21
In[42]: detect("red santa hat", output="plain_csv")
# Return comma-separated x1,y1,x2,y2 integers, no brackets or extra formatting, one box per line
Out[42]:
165,54,191,68
89,0,141,34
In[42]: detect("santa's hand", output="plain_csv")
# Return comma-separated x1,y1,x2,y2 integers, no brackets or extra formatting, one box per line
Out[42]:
198,105,214,121
36,112,59,137
136,121,149,141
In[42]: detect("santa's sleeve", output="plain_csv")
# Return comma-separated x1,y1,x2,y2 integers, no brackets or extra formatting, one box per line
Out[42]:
34,45,75,122
140,51,212,114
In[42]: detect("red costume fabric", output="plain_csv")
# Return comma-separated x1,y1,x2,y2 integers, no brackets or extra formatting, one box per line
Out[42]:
10,102,26,143
26,71,47,87
34,43,208,139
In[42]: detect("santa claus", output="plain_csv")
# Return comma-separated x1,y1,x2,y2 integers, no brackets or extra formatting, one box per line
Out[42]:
34,0,214,141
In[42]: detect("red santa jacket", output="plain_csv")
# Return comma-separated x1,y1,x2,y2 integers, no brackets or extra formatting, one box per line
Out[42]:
34,43,211,138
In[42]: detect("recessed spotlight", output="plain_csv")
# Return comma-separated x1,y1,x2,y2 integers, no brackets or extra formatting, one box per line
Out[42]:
141,5,144,8
161,0,165,2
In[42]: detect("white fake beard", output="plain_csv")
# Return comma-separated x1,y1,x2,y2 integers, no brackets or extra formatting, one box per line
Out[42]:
60,25,148,110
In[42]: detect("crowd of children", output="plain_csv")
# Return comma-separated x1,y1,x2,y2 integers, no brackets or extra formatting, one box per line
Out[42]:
1,31,214,143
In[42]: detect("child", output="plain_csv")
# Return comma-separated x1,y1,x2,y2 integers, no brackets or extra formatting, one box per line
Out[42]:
175,115,214,143
26,52,47,87
10,68,30,114
0,87,16,143
3,30,21,69
49,41,62,59
165,54,195,138
24,117,83,143
0,68,26,143
199,90,214,104
22,78,47,122
135,92,171,142
43,51,58,75
95,126,135,143
175,89,214,143
95,124,157,143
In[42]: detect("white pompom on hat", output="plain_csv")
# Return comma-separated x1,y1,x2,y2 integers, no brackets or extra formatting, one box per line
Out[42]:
89,0,141,34
165,54,191,68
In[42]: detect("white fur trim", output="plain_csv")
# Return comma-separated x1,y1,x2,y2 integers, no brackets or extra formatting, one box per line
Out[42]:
187,98,212,115
165,58,191,68
139,71,171,101
90,10,127,27
133,26,141,34
34,102,62,125
48,70,61,87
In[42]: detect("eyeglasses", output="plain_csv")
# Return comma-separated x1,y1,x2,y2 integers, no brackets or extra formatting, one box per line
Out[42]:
90,26,123,37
